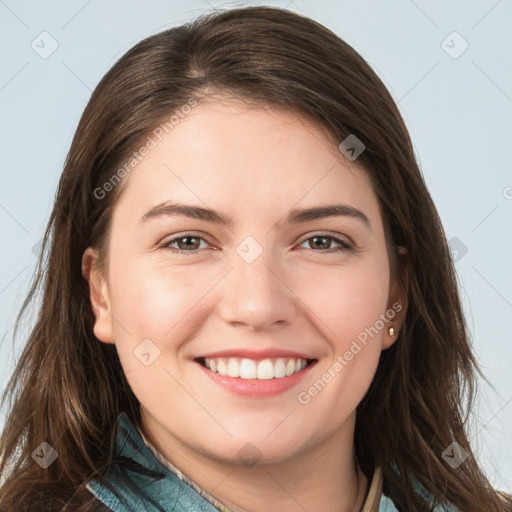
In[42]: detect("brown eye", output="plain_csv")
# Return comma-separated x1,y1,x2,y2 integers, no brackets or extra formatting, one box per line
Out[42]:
308,236,331,250
299,234,352,253
175,236,201,250
160,234,209,254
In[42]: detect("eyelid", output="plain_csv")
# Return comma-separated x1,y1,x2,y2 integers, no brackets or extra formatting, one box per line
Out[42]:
159,230,355,253
296,231,353,248
159,231,216,250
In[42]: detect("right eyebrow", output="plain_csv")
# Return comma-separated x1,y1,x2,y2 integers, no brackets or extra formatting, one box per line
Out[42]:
140,202,233,225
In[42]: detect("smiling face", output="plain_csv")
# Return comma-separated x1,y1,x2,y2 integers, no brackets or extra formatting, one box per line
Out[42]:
83,96,405,468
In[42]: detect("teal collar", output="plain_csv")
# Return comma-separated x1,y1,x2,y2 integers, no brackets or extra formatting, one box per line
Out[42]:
87,412,221,511
87,412,426,512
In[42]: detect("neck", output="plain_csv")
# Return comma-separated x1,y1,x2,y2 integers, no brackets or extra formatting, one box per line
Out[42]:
141,411,369,512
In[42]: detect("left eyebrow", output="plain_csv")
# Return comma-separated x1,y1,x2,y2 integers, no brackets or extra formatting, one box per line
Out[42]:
285,204,371,230
139,202,371,230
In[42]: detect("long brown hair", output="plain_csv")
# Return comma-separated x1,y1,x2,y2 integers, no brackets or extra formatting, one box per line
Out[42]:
0,6,510,511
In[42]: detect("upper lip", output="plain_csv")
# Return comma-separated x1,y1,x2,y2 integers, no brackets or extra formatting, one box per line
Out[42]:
195,348,316,360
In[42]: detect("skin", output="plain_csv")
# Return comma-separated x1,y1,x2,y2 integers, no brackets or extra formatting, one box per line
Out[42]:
82,96,406,512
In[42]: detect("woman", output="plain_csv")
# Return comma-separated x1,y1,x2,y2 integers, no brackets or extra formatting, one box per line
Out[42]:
0,5,510,512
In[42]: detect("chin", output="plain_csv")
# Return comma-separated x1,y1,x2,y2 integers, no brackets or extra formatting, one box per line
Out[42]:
201,432,309,467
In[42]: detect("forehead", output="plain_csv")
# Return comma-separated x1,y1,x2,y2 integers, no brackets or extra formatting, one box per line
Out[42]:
113,98,379,226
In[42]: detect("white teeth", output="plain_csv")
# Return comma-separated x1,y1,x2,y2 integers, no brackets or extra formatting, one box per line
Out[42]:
217,360,227,376
257,359,274,380
274,359,286,378
239,359,257,379
285,359,296,376
201,357,310,379
227,359,240,377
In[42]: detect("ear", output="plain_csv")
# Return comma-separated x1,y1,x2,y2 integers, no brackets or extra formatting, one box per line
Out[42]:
382,246,409,350
81,247,115,344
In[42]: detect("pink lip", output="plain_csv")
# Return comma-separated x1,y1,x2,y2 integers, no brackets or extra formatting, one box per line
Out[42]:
197,348,314,360
194,359,318,398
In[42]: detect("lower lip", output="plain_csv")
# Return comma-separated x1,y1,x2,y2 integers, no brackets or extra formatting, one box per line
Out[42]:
195,360,317,398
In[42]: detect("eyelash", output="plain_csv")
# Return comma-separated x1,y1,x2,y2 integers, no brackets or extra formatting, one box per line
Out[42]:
159,232,353,255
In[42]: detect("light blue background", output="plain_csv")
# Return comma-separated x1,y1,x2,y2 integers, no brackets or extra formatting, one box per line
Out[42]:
1,0,511,492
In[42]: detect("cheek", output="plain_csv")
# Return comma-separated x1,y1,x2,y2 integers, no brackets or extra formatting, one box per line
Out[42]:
106,261,215,404
109,259,217,345
293,258,389,424
292,258,390,345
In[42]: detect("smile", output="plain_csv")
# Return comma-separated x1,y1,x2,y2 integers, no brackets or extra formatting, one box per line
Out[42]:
198,357,313,379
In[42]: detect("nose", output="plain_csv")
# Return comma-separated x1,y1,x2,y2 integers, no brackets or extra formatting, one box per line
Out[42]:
217,248,297,332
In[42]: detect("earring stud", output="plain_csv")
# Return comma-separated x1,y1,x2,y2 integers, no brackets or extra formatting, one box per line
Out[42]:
388,326,395,336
